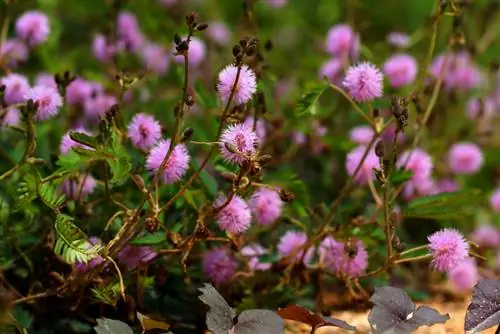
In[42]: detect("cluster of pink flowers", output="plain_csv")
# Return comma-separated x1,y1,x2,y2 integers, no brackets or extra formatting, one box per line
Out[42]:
429,52,483,92
319,237,368,277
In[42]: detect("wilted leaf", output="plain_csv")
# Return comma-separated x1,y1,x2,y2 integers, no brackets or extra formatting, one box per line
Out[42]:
137,312,170,332
368,286,449,334
198,283,235,333
233,309,284,334
276,305,355,332
465,279,500,333
93,318,134,334
295,83,328,117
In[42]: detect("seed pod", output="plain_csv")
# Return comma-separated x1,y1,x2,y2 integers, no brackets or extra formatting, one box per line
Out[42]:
174,33,182,45
196,23,208,31
375,140,385,158
279,189,295,202
181,127,194,142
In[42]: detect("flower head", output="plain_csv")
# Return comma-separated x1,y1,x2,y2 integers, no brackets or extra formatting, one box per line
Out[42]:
117,11,144,52
345,146,380,185
490,188,500,212
386,32,410,48
202,247,238,284
117,245,157,271
383,54,418,88
66,78,93,106
319,237,368,277
428,228,469,272
1,73,30,105
146,139,190,184
243,116,266,145
241,243,271,271
217,64,257,106
436,178,459,193
207,22,231,45
277,230,314,265
60,174,97,200
448,258,478,291
83,94,117,122
466,97,495,120
0,39,28,67
429,52,483,92
127,113,162,150
447,142,484,175
0,107,21,127
24,85,63,121
140,43,169,74
92,34,117,62
173,36,206,67
349,125,374,145
214,195,251,234
15,11,50,46
249,188,283,226
397,148,433,181
343,62,383,102
319,58,343,83
35,72,57,89
325,24,359,59
470,224,500,248
60,128,93,155
219,123,257,165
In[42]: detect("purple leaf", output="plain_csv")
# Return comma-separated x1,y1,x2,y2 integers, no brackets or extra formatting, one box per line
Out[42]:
233,309,284,334
198,283,235,333
465,279,500,333
368,286,449,334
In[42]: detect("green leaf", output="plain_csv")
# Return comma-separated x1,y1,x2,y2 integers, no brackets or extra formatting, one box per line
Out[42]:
9,306,32,330
130,232,166,245
92,283,121,307
69,131,99,149
54,214,101,264
294,82,328,117
390,169,413,185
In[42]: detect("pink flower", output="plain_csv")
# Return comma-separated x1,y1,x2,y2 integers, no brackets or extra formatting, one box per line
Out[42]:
325,24,359,60
59,128,93,155
435,178,459,193
277,231,314,265
146,139,190,184
207,22,231,45
349,125,374,145
402,177,436,200
66,78,93,106
397,148,433,181
1,73,30,105
0,39,28,67
319,58,343,83
319,237,368,277
263,0,287,8
383,54,418,88
140,43,169,74
241,243,271,271
219,123,257,165
83,94,117,122
249,188,283,226
345,145,380,185
387,32,410,48
217,64,257,106
428,228,469,272
92,34,117,62
243,116,266,145
292,131,307,146
470,224,500,248
214,195,252,234
429,52,483,92
202,247,238,284
447,142,484,175
0,107,21,127
173,36,206,67
466,97,495,120
117,11,144,52
343,62,383,102
448,258,478,291
60,174,97,200
15,11,50,46
117,245,157,271
127,113,162,150
35,72,57,89
490,188,500,212
24,85,63,121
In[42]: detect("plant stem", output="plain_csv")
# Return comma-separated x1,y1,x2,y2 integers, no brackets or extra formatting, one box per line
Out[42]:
399,244,429,256
329,83,374,126
393,254,432,264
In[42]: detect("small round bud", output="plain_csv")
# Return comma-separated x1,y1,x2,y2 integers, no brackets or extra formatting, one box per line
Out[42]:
257,154,272,165
239,39,247,48
373,108,380,118
279,189,295,202
181,127,194,142
375,140,385,158
246,45,257,57
264,39,273,51
54,73,62,85
196,23,208,31
232,45,241,57
174,33,182,45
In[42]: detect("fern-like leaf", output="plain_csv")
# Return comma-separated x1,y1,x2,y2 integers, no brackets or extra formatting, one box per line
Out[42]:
92,283,121,307
54,214,101,264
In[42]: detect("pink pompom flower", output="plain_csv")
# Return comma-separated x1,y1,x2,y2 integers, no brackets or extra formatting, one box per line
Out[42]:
117,245,157,271
202,247,238,284
241,243,271,271
92,34,117,62
0,107,21,127
249,188,283,226
448,258,478,291
35,72,57,89
243,116,266,145
219,123,257,165
428,228,469,272
383,53,418,88
173,36,206,67
325,24,359,60
429,52,483,92
15,11,50,46
116,11,144,52
146,139,190,184
387,32,410,48
214,195,252,234
435,178,459,194
349,125,374,145
343,62,383,102
65,78,93,106
0,39,28,67
127,113,162,150
490,188,500,212
466,97,495,120
217,64,257,106
397,148,434,181
83,94,117,122
24,85,63,121
345,145,380,185
1,73,30,105
319,58,343,83
277,230,314,265
470,224,500,248
60,174,97,200
447,142,484,175
319,237,368,277
140,43,169,75
59,128,93,155
207,22,231,45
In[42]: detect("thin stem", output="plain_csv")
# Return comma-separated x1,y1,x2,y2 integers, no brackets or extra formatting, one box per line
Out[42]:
383,182,392,260
399,244,428,256
12,292,52,305
393,254,432,264
106,256,125,300
328,83,374,126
